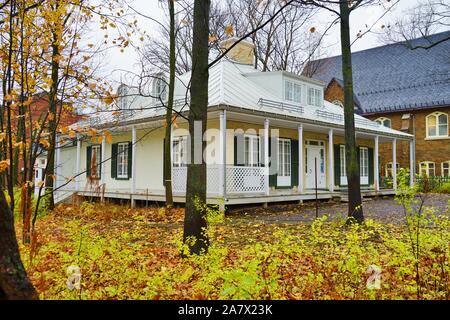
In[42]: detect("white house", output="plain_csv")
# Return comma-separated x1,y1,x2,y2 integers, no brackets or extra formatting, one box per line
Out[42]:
54,38,414,208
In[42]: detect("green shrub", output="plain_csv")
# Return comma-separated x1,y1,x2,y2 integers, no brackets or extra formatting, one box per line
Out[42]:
436,182,450,194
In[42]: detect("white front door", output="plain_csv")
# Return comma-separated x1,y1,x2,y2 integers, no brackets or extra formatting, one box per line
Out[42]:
277,138,291,187
305,143,326,189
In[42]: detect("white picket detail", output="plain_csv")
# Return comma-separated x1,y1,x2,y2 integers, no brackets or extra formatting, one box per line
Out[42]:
226,166,265,194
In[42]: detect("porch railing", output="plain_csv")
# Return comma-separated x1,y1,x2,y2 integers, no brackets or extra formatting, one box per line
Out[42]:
172,165,265,195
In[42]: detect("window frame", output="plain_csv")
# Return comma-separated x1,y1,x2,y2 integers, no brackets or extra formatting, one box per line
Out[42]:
441,161,450,177
153,77,167,102
284,80,302,103
307,87,322,107
419,161,436,177
426,112,448,138
116,142,129,179
375,117,391,128
385,162,400,178
360,147,369,185
243,134,261,167
172,136,188,168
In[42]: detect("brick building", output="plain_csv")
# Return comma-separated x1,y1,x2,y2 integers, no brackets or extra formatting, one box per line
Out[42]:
304,31,450,180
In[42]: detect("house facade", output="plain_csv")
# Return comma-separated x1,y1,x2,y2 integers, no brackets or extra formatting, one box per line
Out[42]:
304,31,450,181
54,38,413,207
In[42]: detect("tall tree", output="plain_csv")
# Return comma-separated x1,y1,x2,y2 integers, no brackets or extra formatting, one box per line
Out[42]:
163,0,175,208
183,0,210,255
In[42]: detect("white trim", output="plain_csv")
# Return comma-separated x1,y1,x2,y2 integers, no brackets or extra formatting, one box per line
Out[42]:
375,117,391,128
360,147,369,185
441,161,450,177
277,138,291,187
419,161,436,177
425,111,448,139
374,136,379,191
328,129,334,192
219,111,227,197
264,119,270,195
117,142,129,179
298,125,303,192
243,134,261,167
76,136,81,191
393,139,397,190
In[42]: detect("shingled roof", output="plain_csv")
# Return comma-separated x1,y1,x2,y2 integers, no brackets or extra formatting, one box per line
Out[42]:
304,31,450,115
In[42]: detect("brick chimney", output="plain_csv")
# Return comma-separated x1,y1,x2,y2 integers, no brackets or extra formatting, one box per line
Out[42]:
219,37,255,65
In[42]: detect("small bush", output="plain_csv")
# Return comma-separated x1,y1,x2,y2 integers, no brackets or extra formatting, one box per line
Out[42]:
436,182,450,194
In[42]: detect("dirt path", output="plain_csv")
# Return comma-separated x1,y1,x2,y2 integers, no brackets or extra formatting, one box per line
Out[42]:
227,194,450,224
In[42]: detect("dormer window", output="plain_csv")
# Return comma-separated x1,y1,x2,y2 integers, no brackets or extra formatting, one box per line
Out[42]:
284,80,302,103
153,76,167,102
117,84,129,111
375,117,391,128
307,87,322,107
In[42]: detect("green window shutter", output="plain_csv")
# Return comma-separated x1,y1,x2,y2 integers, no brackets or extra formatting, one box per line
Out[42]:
86,146,92,179
127,142,133,179
111,143,118,179
269,136,277,187
368,147,374,185
334,144,341,186
234,133,244,166
291,139,299,187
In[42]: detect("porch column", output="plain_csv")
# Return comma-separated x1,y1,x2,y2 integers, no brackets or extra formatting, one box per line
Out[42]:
298,124,303,192
328,129,334,192
75,135,81,192
219,110,227,198
131,126,137,207
409,139,414,187
374,136,380,192
101,134,106,186
392,138,397,190
264,119,270,195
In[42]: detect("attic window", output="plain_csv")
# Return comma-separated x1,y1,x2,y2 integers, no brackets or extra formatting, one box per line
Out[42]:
307,87,322,107
117,85,129,111
153,77,167,102
285,80,302,103
375,117,391,128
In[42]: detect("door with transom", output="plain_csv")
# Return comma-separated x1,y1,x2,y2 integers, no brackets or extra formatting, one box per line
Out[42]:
305,140,326,189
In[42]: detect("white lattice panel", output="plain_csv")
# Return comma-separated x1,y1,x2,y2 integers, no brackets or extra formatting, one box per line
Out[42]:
172,165,221,194
226,166,265,194
172,166,187,192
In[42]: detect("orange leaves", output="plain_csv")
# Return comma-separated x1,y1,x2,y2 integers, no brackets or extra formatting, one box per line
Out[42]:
39,139,50,149
0,159,10,173
225,25,234,36
104,130,112,143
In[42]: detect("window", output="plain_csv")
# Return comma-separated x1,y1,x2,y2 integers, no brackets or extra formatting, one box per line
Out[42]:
117,143,129,178
153,77,167,101
375,117,391,128
385,162,400,178
307,87,322,107
244,135,260,167
172,136,188,167
285,80,302,103
278,139,291,177
117,84,129,110
419,161,435,177
90,145,101,179
442,161,450,177
360,147,369,184
426,112,448,138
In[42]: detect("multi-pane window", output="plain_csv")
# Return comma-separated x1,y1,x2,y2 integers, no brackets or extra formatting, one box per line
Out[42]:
442,161,450,177
375,117,391,128
385,162,400,178
360,147,369,178
340,145,346,177
154,77,167,101
419,161,435,177
307,87,322,107
244,135,260,167
90,145,101,179
172,136,188,167
278,139,291,177
285,80,302,103
426,112,448,138
117,143,129,178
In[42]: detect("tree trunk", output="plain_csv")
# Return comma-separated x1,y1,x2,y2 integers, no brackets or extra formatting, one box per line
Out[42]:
45,32,60,211
0,187,38,300
339,1,364,223
164,0,176,208
183,0,210,255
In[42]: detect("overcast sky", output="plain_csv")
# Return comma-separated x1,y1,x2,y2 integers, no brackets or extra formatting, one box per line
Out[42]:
99,0,425,84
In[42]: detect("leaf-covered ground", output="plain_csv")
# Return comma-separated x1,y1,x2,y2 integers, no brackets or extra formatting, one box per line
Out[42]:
19,197,450,300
